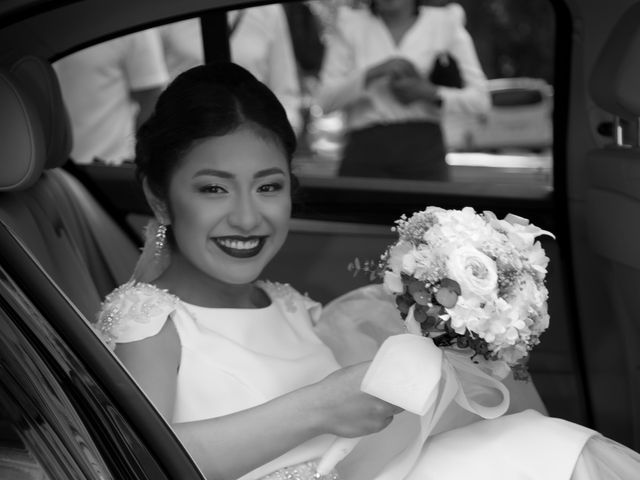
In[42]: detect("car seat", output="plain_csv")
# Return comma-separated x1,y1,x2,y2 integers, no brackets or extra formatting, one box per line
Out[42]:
587,2,640,450
0,56,206,480
0,55,139,321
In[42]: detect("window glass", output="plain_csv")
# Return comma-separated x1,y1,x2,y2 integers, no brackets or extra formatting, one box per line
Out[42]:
53,28,170,166
55,0,555,191
298,0,555,187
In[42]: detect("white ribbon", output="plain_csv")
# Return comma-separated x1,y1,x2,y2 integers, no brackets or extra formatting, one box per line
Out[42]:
316,333,510,478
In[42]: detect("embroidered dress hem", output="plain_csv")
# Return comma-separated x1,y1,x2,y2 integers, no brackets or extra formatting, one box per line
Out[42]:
259,460,338,480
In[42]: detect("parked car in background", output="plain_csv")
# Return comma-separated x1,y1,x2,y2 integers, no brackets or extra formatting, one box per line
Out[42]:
443,77,554,153
306,77,554,165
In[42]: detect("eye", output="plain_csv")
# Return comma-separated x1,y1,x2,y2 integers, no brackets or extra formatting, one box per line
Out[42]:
257,182,284,194
198,184,227,194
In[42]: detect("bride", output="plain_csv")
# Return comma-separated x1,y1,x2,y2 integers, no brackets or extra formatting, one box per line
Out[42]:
96,62,639,480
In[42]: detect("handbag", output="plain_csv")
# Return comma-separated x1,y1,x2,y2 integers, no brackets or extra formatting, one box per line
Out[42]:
429,53,464,88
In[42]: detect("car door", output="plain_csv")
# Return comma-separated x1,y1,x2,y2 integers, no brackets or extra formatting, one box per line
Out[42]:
0,221,205,480
63,0,592,433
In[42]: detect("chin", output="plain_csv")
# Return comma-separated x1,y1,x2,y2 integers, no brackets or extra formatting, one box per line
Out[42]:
214,259,270,285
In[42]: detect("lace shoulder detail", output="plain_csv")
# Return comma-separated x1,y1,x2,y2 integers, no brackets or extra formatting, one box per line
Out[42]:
259,280,322,323
96,281,180,349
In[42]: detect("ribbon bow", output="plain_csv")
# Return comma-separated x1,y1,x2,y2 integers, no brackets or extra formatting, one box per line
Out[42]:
316,333,510,478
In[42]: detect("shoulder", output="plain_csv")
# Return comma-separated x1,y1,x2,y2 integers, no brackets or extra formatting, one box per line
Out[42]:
446,3,467,26
95,281,180,349
335,5,373,29
259,280,322,323
419,4,465,27
244,4,285,23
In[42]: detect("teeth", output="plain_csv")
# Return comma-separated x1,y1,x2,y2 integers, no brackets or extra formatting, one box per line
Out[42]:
217,238,260,250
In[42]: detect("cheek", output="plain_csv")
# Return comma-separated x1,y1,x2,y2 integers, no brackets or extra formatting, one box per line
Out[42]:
267,198,292,232
169,195,215,237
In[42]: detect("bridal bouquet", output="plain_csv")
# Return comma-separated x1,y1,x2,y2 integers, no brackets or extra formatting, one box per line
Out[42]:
356,206,554,380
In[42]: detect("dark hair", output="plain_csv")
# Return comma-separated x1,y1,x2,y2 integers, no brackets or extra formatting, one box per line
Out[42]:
369,0,420,16
135,62,297,200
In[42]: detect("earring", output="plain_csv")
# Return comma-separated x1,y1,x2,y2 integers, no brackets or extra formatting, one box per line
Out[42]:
154,223,167,258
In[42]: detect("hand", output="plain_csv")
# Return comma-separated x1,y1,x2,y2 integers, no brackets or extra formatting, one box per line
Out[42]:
389,76,441,106
307,362,403,438
365,57,419,86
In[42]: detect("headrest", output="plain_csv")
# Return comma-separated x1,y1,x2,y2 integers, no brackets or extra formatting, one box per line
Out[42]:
11,56,73,169
589,2,640,118
0,68,46,192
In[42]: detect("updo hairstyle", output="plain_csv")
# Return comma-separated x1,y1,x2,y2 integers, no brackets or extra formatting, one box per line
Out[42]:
135,62,297,201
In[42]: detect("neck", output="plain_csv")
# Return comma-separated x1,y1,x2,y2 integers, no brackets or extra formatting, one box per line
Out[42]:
153,253,265,308
379,6,415,25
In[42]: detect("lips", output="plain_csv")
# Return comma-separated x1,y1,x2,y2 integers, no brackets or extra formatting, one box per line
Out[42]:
213,236,266,258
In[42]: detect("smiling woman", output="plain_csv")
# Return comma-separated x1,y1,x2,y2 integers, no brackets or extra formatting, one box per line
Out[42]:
97,62,400,480
145,129,292,298
2,0,640,477
92,59,640,480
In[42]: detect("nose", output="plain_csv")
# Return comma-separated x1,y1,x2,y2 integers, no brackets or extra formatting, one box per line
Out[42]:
227,191,261,232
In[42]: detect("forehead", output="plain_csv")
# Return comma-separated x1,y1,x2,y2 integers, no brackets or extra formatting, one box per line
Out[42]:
174,127,289,177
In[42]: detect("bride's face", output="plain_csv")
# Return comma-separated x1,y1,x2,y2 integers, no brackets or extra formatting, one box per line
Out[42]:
164,127,291,286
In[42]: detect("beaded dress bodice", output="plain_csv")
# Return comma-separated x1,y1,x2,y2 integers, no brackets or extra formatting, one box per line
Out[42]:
97,280,341,480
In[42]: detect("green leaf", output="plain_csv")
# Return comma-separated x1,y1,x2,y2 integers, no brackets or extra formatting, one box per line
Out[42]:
440,278,462,295
435,287,458,308
412,290,430,305
413,307,428,323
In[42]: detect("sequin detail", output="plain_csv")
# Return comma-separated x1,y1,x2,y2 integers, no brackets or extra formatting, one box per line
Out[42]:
96,281,179,348
260,460,338,480
261,280,299,314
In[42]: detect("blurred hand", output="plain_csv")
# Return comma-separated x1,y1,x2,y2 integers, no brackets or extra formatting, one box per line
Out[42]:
365,57,419,86
389,76,440,105
309,362,403,438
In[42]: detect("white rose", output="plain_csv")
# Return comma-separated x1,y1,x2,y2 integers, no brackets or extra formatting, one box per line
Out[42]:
387,241,412,273
447,246,498,300
383,271,404,294
401,251,417,275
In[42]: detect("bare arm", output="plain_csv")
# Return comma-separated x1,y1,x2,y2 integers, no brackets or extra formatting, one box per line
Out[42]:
316,7,368,114
436,6,491,114
116,320,399,480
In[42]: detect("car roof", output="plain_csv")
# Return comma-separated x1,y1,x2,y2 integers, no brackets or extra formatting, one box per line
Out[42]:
0,0,264,64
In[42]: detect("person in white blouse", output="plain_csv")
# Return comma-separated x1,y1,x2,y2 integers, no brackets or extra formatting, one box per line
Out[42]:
159,5,303,136
317,0,490,180
55,29,169,165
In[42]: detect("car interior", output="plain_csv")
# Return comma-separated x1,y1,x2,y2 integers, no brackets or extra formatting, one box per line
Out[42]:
0,0,639,477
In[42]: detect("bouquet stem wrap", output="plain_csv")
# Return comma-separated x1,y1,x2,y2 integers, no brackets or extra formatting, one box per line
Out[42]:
316,333,510,478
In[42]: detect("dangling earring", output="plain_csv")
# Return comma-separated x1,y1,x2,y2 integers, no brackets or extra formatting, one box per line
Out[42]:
154,223,167,258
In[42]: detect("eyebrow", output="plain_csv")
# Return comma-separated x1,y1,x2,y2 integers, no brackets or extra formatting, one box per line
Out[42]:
193,167,286,179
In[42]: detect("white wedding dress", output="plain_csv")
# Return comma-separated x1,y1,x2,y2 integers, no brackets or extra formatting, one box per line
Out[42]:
96,281,640,480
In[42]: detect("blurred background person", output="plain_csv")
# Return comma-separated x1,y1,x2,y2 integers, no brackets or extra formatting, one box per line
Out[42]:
160,4,303,136
282,1,327,148
54,29,168,165
317,0,490,180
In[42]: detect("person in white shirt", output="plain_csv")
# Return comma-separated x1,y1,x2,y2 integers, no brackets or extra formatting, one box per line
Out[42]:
317,0,490,180
159,5,303,136
54,29,169,165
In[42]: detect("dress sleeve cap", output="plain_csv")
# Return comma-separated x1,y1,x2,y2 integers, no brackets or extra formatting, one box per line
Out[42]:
259,280,323,324
96,282,178,348
446,3,467,28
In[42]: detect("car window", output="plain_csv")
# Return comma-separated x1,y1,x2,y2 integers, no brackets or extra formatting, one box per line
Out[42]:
54,0,555,192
